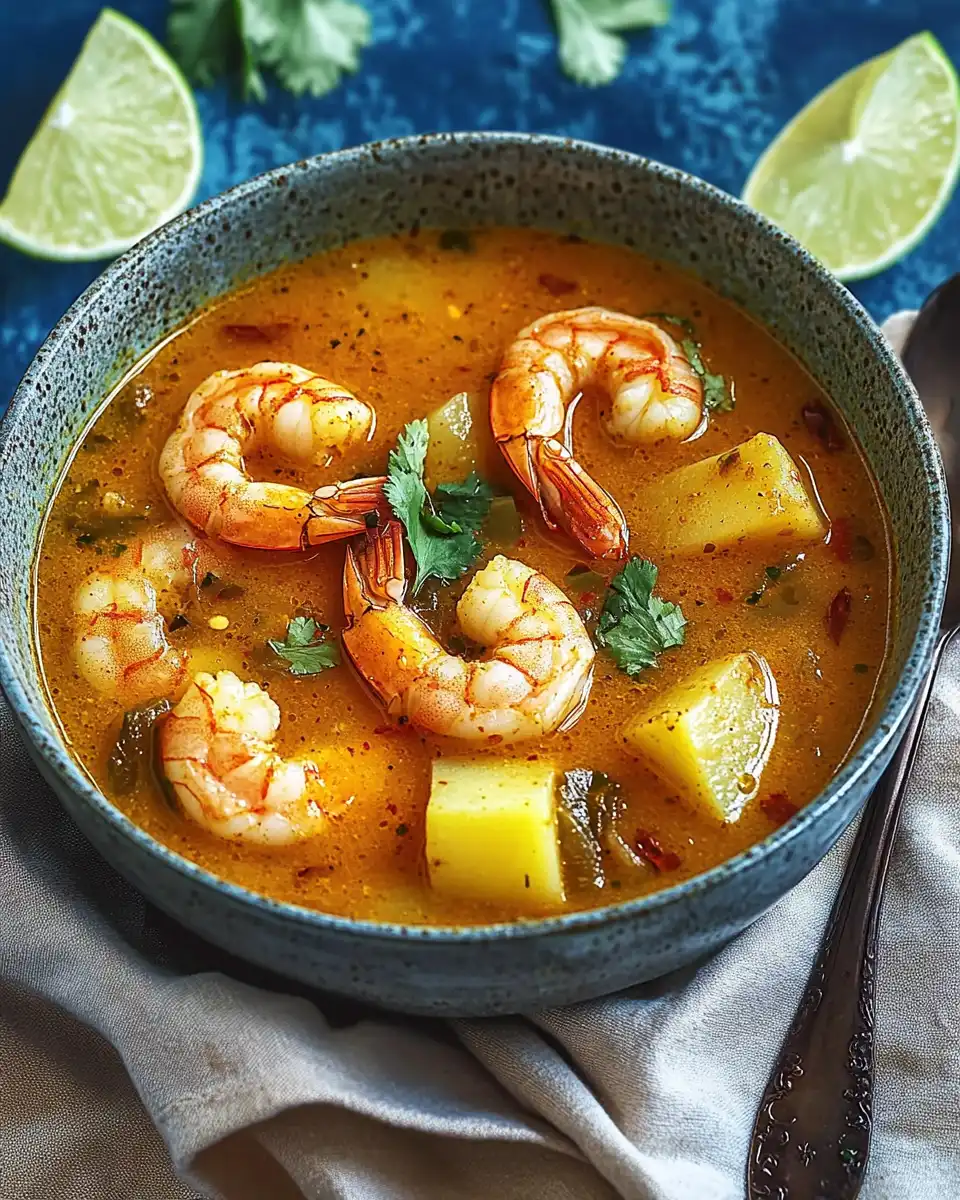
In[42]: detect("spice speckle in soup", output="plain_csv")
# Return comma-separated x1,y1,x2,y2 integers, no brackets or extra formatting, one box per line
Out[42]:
35,228,891,925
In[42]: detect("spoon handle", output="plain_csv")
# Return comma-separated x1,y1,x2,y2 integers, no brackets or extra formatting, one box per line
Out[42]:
747,627,953,1200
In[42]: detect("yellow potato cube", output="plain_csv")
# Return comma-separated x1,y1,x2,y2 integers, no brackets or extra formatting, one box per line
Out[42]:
425,390,498,487
640,433,825,555
426,758,565,911
620,652,780,823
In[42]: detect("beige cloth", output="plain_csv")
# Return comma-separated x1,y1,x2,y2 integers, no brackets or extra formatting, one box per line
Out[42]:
3,313,959,1200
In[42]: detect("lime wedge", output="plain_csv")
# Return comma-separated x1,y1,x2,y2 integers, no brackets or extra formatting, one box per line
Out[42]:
0,9,202,261
743,33,960,281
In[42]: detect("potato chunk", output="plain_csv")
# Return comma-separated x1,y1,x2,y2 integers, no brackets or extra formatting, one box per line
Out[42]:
620,652,780,823
426,758,565,911
425,391,498,487
641,433,825,555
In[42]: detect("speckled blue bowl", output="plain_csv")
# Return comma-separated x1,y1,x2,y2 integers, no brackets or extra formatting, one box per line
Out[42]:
0,134,948,1017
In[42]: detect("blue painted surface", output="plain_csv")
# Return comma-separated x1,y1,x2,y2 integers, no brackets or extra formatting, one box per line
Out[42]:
2,0,959,409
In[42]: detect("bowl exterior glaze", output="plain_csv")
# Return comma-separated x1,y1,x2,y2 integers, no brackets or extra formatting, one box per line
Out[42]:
0,134,947,1016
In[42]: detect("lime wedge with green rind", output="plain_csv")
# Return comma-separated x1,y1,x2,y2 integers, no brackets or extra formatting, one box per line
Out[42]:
0,8,202,262
743,33,960,281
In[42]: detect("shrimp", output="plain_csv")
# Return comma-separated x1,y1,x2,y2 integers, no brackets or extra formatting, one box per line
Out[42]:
342,521,595,742
489,307,704,560
73,526,204,702
159,362,387,551
159,671,330,844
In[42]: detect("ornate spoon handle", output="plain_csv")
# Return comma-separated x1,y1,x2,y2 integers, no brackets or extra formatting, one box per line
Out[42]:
748,628,953,1200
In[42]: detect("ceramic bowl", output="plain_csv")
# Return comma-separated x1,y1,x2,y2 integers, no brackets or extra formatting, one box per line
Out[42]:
0,134,947,1017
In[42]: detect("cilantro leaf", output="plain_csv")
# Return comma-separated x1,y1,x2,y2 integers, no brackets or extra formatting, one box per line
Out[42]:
596,557,686,675
236,0,268,99
421,511,463,536
244,0,371,97
643,310,696,336
168,0,369,99
385,421,489,594
550,0,670,87
169,0,241,89
268,616,340,676
682,337,735,413
435,472,495,534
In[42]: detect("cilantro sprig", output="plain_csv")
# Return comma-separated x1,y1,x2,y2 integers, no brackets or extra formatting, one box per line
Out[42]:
168,0,371,100
385,420,494,594
644,311,735,414
268,616,340,676
596,557,686,675
682,337,735,413
549,0,671,87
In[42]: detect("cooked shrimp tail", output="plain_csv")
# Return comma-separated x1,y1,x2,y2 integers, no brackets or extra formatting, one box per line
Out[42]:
343,517,407,612
343,520,595,742
490,307,706,559
160,362,386,551
307,476,391,548
534,437,629,560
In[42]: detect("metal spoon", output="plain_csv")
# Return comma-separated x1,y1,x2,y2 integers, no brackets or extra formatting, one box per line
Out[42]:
748,276,960,1200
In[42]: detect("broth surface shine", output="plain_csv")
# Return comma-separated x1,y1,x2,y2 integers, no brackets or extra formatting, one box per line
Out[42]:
36,228,891,925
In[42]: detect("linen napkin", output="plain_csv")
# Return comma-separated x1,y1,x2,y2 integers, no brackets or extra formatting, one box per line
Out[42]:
3,312,960,1200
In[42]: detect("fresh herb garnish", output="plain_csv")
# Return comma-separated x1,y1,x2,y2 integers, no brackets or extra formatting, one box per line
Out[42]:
108,699,172,794
434,473,494,533
596,556,686,675
744,554,804,608
644,312,733,412
385,420,493,593
549,0,671,87
168,0,372,100
643,311,696,336
681,337,734,412
421,510,463,535
267,616,340,676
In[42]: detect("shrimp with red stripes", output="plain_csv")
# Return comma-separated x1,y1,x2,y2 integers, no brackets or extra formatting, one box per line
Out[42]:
159,670,336,844
342,520,595,742
73,526,206,702
489,308,704,560
159,362,387,551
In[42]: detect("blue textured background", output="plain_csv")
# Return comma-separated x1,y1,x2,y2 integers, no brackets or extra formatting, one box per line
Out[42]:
2,0,959,412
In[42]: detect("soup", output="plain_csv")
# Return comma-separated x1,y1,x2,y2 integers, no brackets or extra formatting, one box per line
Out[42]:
35,228,891,925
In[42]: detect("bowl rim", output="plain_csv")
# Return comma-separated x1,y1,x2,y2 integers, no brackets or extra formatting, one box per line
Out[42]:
0,130,949,943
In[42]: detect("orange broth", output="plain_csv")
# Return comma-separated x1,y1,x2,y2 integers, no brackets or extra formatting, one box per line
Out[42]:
34,228,891,925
